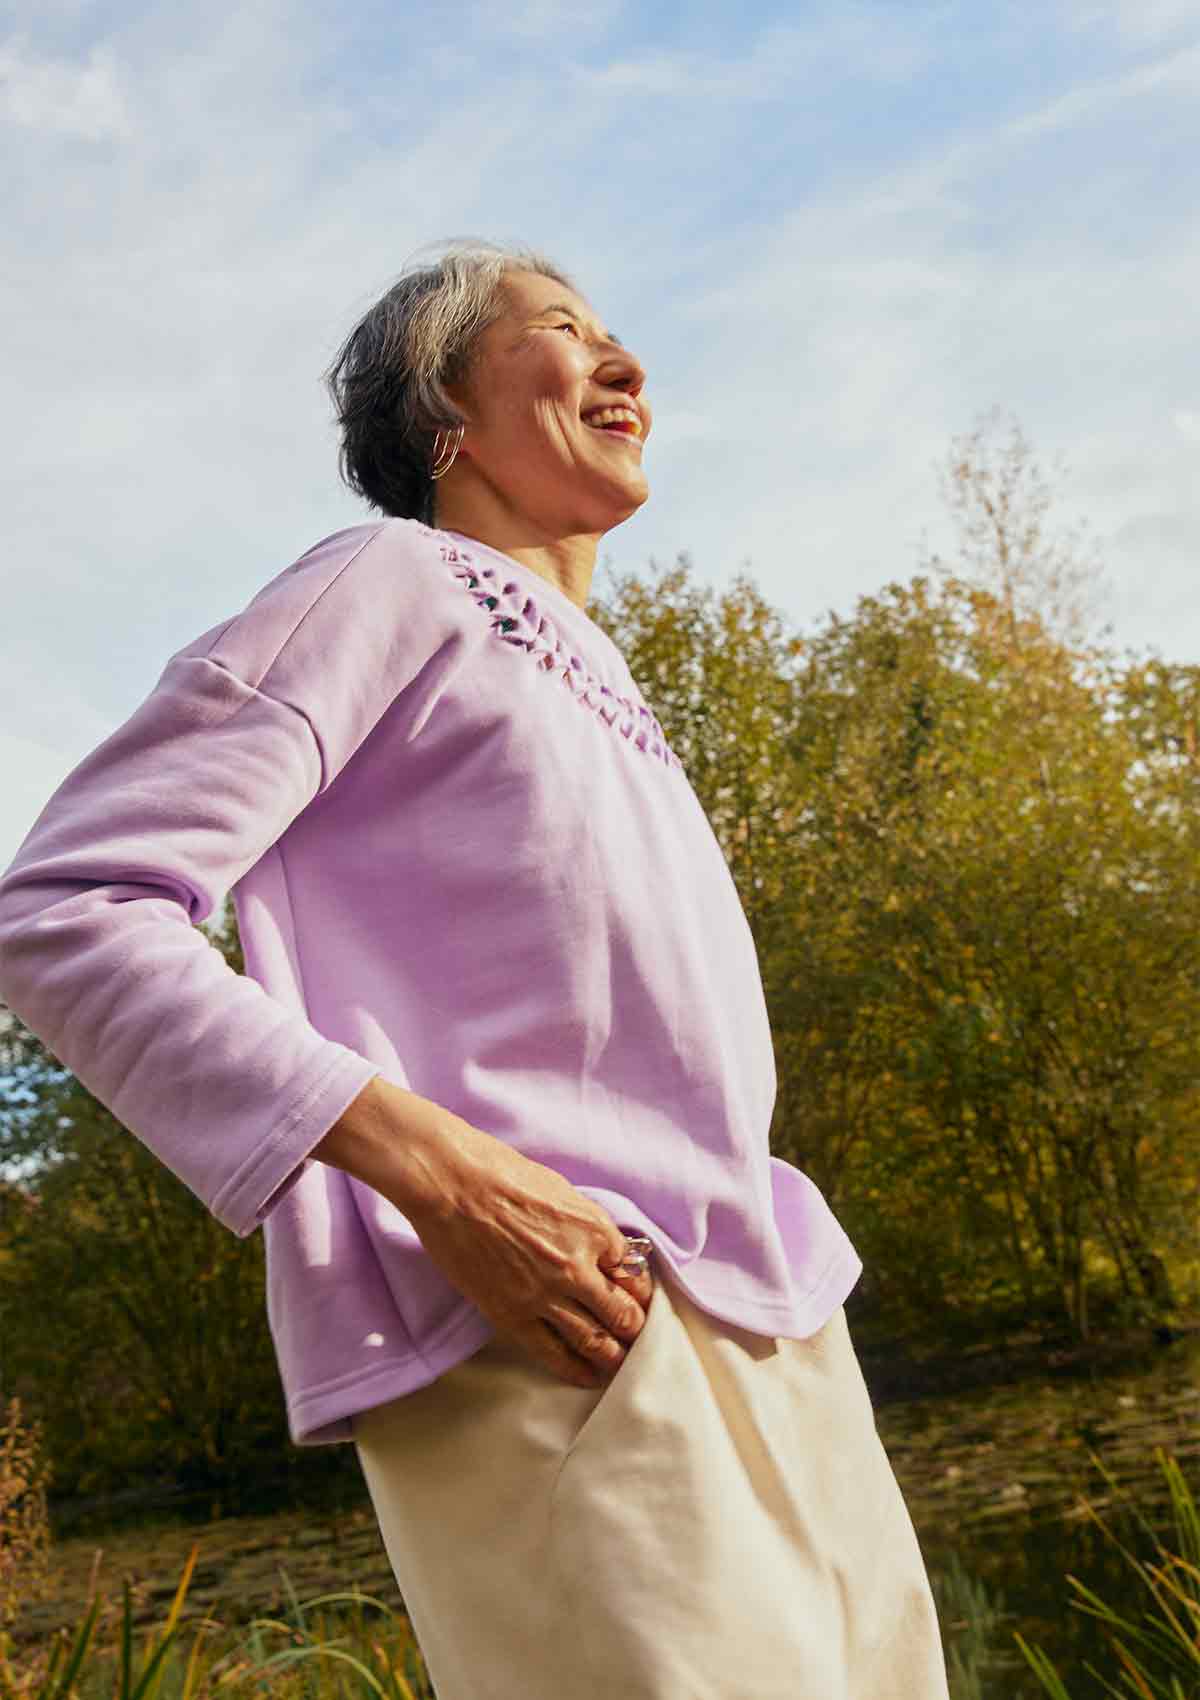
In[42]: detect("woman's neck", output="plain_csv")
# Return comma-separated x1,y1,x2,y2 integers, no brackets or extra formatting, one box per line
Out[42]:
433,489,599,611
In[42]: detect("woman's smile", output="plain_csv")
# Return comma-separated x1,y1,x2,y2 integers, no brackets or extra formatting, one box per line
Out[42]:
437,269,651,567
581,404,645,439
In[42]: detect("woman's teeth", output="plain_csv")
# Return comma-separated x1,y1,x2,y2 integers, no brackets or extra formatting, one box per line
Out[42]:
583,407,642,436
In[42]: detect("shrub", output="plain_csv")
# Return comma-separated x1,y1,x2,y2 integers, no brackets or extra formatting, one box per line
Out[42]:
0,1398,51,1627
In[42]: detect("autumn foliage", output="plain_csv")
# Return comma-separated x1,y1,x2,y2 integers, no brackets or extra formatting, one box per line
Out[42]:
1,418,1196,1513
591,418,1198,1341
0,1397,50,1626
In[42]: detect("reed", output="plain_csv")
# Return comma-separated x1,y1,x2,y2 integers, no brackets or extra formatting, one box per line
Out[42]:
0,1548,434,1700
1015,1446,1200,1699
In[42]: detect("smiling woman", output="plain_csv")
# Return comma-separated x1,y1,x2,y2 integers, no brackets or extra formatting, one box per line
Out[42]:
326,250,652,610
0,239,950,1698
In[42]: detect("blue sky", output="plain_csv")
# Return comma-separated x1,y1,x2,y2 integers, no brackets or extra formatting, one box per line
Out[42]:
3,0,1199,863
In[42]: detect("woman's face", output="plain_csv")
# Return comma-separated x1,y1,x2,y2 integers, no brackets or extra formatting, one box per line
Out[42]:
447,269,651,539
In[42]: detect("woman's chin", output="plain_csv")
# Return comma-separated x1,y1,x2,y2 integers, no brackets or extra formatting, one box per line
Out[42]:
594,495,648,535
551,489,647,539
600,472,651,526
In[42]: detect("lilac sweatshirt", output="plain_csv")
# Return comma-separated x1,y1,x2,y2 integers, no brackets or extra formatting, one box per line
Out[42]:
0,518,862,1445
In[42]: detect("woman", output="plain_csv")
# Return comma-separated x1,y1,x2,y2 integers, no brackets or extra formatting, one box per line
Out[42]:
0,241,950,1697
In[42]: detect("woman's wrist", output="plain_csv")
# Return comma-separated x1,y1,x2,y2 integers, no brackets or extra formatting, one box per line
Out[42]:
314,1075,469,1219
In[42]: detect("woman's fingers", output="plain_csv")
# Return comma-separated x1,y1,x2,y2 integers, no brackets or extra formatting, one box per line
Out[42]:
606,1261,655,1316
543,1254,657,1381
543,1296,632,1374
586,1267,651,1345
534,1234,656,1379
513,1318,607,1389
390,1112,659,1386
596,1261,654,1334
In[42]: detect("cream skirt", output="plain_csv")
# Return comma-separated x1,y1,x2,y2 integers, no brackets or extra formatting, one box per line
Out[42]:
352,1265,950,1700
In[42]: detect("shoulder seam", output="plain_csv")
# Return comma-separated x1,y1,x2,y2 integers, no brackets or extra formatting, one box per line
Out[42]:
184,653,330,791
259,522,393,692
204,521,394,691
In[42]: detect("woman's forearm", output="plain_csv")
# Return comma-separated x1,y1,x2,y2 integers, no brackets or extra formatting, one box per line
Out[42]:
314,1075,473,1222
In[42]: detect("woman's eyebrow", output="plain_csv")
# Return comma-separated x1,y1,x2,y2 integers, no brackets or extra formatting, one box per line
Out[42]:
536,302,624,347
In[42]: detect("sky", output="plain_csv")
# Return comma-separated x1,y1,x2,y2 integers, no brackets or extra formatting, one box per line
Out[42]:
2,0,1199,865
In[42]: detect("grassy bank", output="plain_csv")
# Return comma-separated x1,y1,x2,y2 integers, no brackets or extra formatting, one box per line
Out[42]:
8,1321,1199,1696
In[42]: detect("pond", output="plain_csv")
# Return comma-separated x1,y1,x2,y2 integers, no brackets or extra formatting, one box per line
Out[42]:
869,1325,1200,1695
24,1319,1200,1697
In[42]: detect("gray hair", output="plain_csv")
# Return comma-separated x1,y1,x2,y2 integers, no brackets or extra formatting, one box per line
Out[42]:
324,239,575,524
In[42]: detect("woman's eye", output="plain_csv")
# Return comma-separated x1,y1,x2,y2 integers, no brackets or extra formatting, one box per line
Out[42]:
556,321,580,337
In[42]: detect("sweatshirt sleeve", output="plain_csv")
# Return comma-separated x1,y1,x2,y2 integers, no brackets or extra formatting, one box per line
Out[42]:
0,518,464,1237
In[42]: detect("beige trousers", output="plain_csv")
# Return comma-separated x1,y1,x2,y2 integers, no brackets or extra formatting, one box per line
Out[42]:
352,1266,950,1700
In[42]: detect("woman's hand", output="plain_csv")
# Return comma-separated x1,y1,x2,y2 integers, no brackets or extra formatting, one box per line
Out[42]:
316,1076,654,1389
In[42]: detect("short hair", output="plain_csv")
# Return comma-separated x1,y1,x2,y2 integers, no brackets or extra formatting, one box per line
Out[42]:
324,239,575,524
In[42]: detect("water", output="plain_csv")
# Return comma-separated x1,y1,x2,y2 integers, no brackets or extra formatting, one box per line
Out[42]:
907,1330,1200,1696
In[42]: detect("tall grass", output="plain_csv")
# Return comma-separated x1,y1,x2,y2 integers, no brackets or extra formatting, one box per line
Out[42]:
6,1444,1196,1699
930,1548,1015,1699
1015,1447,1200,1698
0,1548,435,1700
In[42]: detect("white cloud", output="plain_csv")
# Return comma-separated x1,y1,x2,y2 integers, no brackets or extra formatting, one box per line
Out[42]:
0,39,133,140
606,34,1200,660
1064,0,1200,44
3,0,1200,869
1004,39,1200,142
580,9,933,101
470,0,624,37
579,51,719,96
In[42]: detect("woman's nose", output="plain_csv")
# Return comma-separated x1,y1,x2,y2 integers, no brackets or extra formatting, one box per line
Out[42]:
596,344,646,398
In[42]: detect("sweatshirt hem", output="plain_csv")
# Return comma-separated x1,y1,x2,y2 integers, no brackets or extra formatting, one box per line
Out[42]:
284,1241,866,1448
652,1239,865,1337
289,1302,498,1446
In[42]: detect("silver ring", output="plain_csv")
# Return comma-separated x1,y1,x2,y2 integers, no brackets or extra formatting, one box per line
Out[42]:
618,1235,653,1276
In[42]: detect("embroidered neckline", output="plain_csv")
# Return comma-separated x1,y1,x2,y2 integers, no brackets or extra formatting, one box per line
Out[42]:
437,540,683,770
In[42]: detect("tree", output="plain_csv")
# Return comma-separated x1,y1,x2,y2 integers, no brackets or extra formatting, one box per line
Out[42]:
3,424,1194,1526
595,421,1197,1341
784,573,1196,1337
0,906,309,1514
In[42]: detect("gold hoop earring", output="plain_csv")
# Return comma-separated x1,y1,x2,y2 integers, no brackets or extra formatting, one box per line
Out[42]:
430,424,464,480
